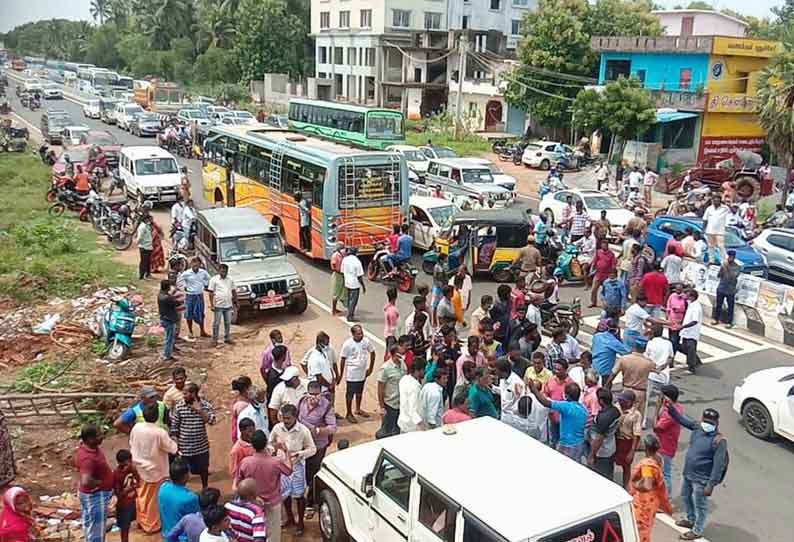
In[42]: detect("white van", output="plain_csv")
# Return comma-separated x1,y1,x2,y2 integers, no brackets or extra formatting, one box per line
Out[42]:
315,417,639,542
409,195,457,250
115,102,145,131
83,99,101,119
120,146,182,205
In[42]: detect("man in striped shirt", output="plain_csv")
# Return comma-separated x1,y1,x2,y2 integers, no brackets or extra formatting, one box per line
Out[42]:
224,478,267,542
170,383,216,489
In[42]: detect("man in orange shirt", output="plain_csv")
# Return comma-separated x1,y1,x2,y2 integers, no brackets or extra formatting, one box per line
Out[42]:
229,418,256,492
74,165,92,194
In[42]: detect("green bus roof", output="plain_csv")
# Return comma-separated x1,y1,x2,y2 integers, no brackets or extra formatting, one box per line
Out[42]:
288,98,402,116
207,125,399,166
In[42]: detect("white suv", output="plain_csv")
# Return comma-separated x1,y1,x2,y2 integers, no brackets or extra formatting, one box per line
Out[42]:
521,140,577,170
115,102,145,131
120,146,182,205
314,417,638,542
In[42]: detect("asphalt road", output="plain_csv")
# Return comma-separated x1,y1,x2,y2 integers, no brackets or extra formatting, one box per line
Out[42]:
7,78,794,542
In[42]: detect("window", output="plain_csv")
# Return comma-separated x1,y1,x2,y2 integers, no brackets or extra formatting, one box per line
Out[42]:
339,161,401,209
374,456,412,510
283,156,326,206
334,47,343,65
318,47,327,64
767,234,792,251
513,0,529,5
511,19,521,35
424,12,442,30
348,47,357,65
339,10,350,28
736,71,749,93
474,34,487,52
462,16,468,29
636,69,646,83
418,483,458,541
605,59,631,81
360,9,372,27
365,48,376,66
320,11,330,29
393,9,411,28
661,117,696,149
490,0,501,9
681,16,694,37
679,68,692,90
411,206,432,226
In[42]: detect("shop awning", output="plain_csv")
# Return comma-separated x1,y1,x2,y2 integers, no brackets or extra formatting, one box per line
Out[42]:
655,110,699,123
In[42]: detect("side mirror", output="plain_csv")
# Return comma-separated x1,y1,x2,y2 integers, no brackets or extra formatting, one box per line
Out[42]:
361,473,374,498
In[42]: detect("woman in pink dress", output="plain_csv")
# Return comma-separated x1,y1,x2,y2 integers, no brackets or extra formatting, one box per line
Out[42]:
666,282,689,356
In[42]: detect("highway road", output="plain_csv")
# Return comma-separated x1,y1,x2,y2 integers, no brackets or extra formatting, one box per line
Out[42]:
5,76,794,542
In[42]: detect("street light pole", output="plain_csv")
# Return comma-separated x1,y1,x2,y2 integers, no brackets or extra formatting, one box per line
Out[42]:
454,34,468,140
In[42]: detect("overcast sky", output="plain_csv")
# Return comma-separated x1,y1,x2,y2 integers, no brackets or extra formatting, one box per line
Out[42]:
0,0,783,33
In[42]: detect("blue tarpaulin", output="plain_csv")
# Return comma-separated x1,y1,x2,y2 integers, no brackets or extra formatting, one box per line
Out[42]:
655,110,699,123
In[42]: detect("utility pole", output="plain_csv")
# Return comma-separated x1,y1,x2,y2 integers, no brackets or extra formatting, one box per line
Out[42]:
453,34,468,140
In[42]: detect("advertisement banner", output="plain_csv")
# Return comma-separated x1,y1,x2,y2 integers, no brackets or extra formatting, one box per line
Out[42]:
735,274,763,307
707,93,759,113
698,136,765,161
712,37,783,58
757,281,787,314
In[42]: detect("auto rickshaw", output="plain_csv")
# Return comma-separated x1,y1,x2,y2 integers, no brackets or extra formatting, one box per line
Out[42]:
421,209,530,282
0,119,29,153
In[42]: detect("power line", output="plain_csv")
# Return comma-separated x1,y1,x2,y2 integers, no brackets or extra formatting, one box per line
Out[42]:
466,52,575,102
383,41,456,64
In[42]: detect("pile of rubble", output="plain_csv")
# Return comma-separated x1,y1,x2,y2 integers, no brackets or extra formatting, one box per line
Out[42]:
0,285,158,366
35,493,83,542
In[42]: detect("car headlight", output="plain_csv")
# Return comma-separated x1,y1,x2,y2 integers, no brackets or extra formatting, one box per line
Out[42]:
235,285,250,294
288,278,303,287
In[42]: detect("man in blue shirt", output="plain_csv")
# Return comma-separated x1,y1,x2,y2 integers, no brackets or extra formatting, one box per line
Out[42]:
591,318,631,377
112,385,169,434
666,405,728,540
600,268,626,311
528,379,587,461
159,459,200,540
384,224,413,275
178,258,211,340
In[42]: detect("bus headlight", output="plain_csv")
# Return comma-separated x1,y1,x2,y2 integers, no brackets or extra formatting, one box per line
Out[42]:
236,285,250,294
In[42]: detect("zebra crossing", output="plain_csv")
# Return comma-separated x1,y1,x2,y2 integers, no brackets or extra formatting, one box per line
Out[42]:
538,315,769,364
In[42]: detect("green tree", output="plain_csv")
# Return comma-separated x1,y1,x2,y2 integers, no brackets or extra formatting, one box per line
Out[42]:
108,0,131,28
90,0,111,24
84,24,123,69
756,51,794,204
235,0,305,80
194,46,241,83
195,0,237,51
573,76,656,159
685,1,713,9
141,0,195,50
586,0,664,38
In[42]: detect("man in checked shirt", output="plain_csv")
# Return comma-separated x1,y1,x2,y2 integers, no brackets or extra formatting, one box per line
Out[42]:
170,383,216,489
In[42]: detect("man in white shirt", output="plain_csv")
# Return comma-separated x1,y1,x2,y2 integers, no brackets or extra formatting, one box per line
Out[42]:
702,194,730,264
207,264,236,347
398,360,427,433
595,161,609,191
495,359,525,420
268,367,308,419
419,369,448,429
305,331,337,395
340,248,365,321
338,325,376,424
678,290,704,374
170,197,185,228
628,166,643,190
624,293,667,349
404,295,433,338
660,251,683,284
644,324,674,383
181,199,197,247
561,325,583,364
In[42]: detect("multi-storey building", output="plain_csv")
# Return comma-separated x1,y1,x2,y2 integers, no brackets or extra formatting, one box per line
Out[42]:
310,0,534,131
592,10,780,166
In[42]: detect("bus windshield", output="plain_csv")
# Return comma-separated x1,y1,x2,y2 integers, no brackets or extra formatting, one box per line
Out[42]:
367,113,404,140
220,235,284,261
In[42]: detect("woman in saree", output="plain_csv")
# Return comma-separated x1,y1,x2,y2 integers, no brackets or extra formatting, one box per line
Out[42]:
149,217,166,274
630,434,673,542
0,487,39,542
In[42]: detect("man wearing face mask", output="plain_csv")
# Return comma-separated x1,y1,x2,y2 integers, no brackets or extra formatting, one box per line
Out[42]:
665,405,728,541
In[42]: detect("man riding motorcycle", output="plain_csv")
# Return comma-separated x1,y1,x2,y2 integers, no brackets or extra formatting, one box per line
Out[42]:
74,165,92,195
382,223,413,276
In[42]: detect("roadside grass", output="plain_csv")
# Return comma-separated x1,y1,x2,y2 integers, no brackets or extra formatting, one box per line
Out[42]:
0,152,136,303
405,129,492,157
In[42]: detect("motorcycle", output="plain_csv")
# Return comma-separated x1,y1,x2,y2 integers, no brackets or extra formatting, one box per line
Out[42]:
539,297,582,338
39,144,57,165
366,240,417,293
101,297,137,361
28,97,40,111
48,189,93,222
106,169,125,196
493,139,525,165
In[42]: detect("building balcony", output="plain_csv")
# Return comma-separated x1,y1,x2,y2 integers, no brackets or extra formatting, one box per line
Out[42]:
706,92,758,114
591,35,713,54
651,89,706,112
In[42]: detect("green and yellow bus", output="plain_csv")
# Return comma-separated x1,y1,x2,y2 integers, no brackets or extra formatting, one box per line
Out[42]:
287,98,405,150
202,125,408,259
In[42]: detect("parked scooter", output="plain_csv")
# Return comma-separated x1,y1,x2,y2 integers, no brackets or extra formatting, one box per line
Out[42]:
553,244,585,284
102,298,137,361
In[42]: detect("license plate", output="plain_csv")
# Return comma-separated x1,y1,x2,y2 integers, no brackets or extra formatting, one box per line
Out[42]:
750,270,764,276
259,296,285,309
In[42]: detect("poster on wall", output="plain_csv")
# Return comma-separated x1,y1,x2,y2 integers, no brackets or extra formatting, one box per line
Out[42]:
757,281,787,314
704,265,720,296
783,287,794,316
736,274,763,307
684,262,709,292
698,136,765,161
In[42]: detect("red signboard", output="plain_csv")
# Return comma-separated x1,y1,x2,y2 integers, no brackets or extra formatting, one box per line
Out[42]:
698,136,765,161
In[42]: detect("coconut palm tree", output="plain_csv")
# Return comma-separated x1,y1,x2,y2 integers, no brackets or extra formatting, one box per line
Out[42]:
90,0,111,24
195,0,236,51
757,49,794,204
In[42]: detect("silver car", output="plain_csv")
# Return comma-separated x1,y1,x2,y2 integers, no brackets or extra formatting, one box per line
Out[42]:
752,228,794,282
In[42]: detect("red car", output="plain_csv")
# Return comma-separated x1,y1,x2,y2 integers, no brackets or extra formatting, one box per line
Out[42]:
78,130,121,168
51,145,93,181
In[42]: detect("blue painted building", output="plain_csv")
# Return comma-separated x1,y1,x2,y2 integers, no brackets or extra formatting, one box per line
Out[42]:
597,52,710,93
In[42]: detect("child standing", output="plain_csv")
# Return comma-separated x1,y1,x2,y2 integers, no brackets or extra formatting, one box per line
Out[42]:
113,449,140,542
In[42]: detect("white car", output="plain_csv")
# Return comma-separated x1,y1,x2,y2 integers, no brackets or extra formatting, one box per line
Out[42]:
84,99,101,119
387,145,430,179
229,110,256,124
42,83,62,99
62,125,90,147
119,146,182,204
409,195,457,250
419,145,459,160
207,105,230,123
733,366,794,442
176,108,212,127
521,140,577,170
540,189,633,235
467,157,517,193
115,102,145,131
